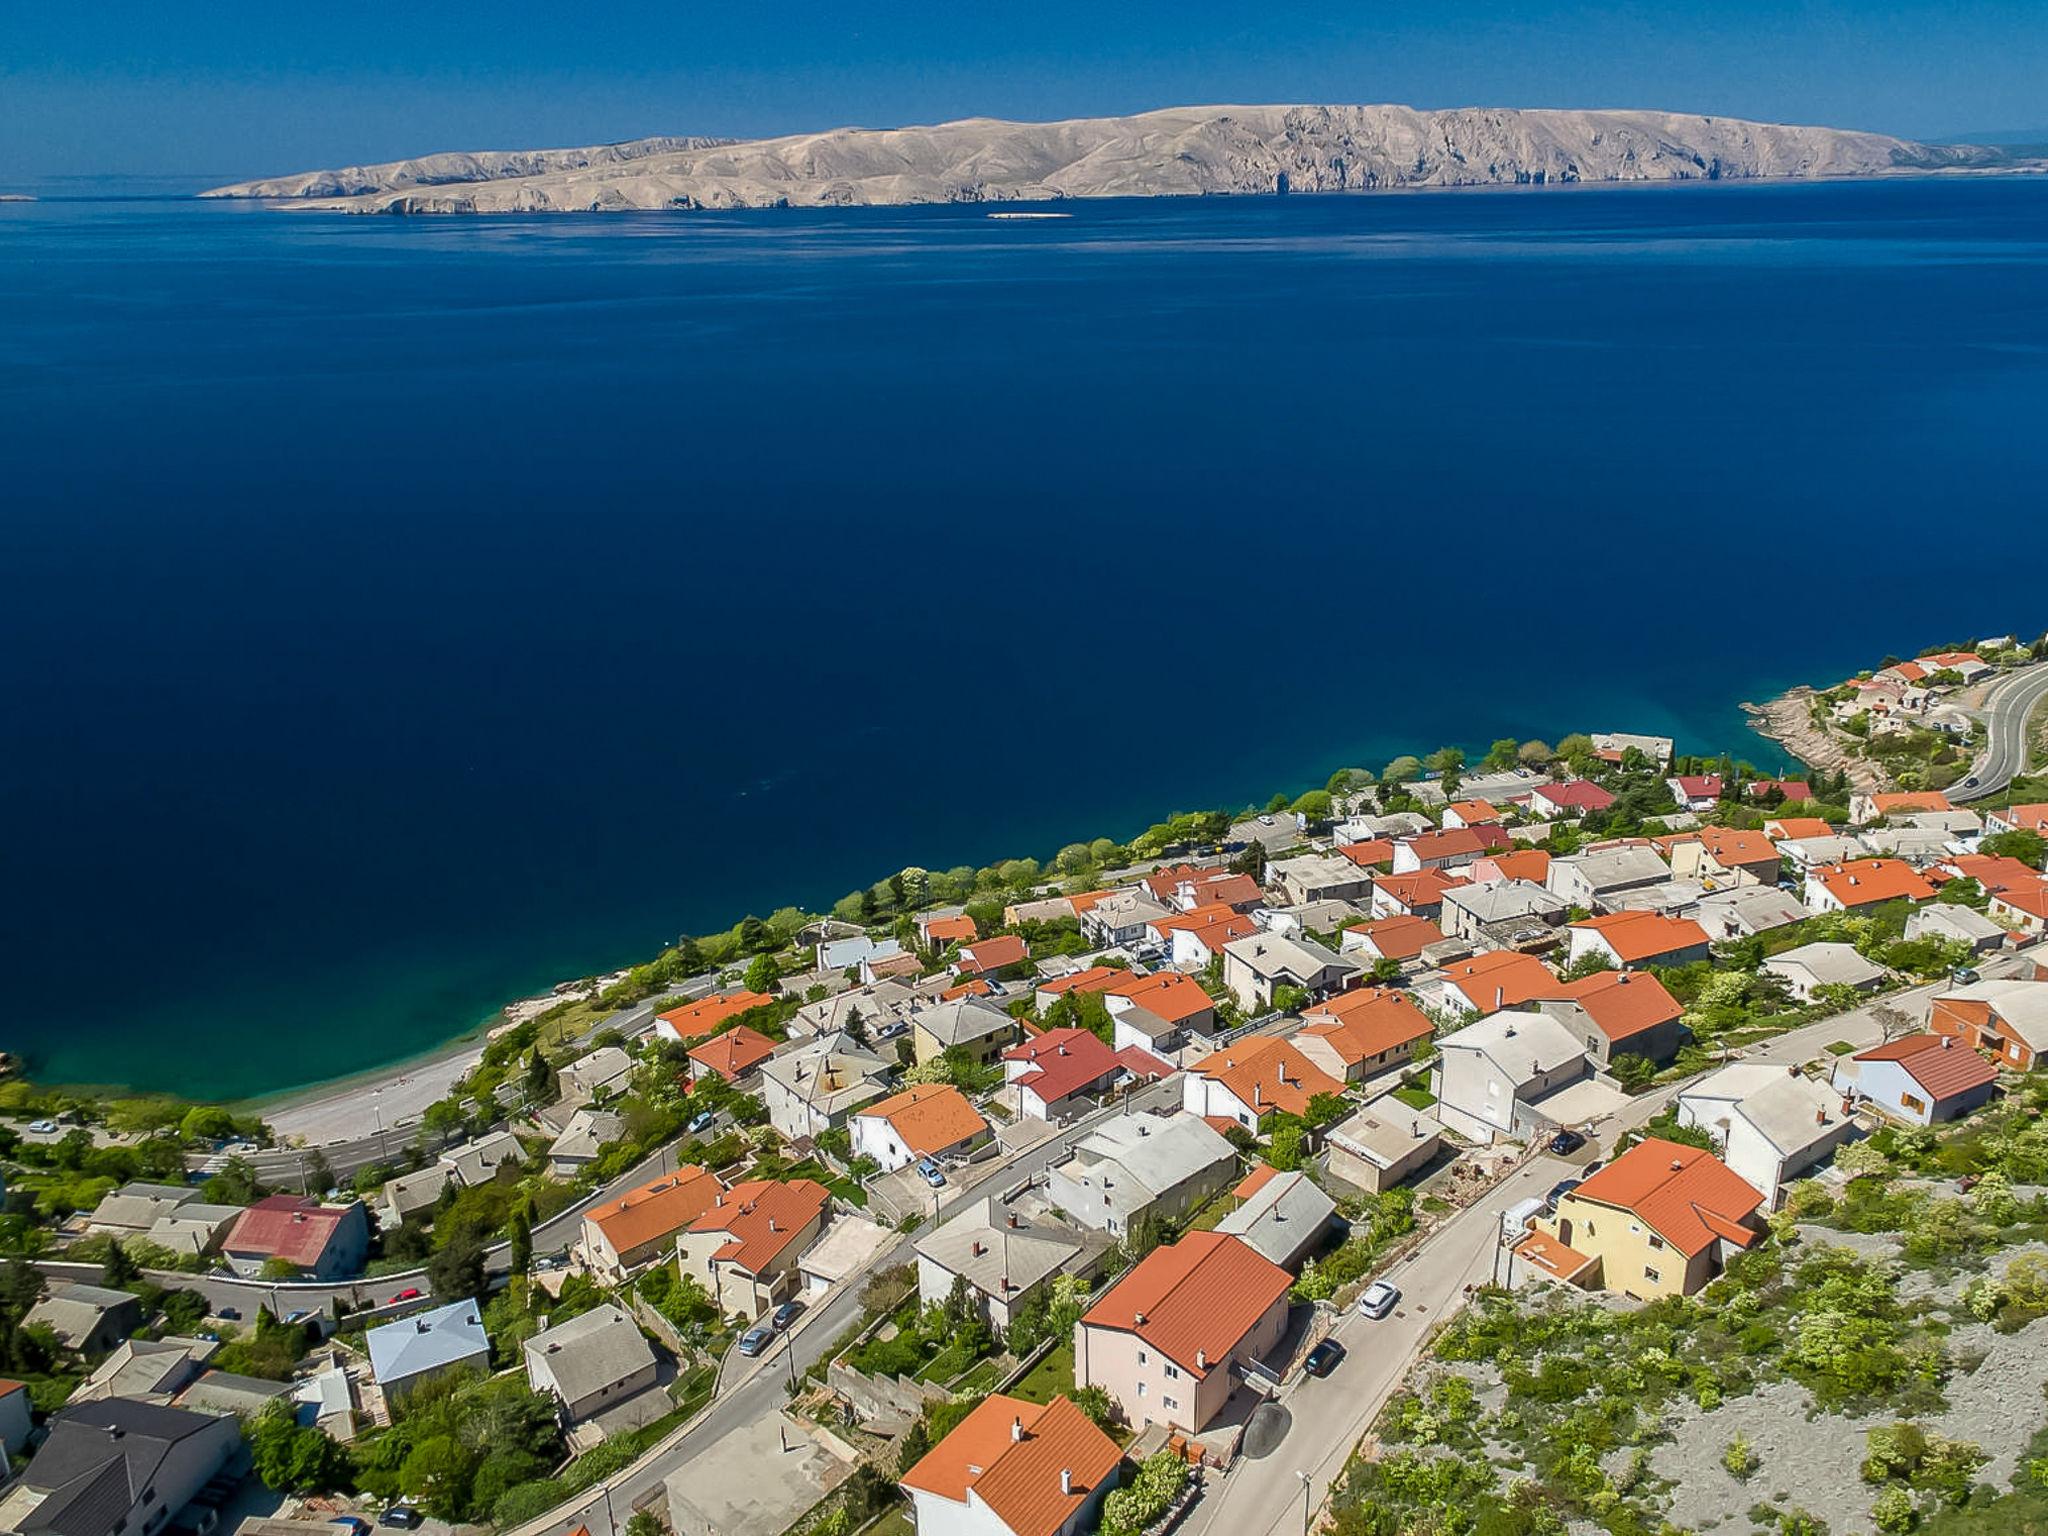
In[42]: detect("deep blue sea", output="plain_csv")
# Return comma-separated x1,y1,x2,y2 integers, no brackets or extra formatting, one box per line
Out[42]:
4,176,2046,1101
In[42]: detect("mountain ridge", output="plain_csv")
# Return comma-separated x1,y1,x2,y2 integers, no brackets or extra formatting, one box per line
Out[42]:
202,103,2027,213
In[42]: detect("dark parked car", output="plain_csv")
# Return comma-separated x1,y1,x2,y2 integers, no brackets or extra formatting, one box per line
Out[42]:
216,1307,241,1322
771,1301,802,1331
1548,1128,1586,1156
1544,1177,1582,1212
738,1324,773,1356
1303,1339,1346,1377
379,1508,423,1530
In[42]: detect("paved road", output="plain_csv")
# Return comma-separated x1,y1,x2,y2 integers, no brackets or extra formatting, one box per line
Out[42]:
1181,938,2046,1536
514,1076,1186,1536
1952,661,2048,803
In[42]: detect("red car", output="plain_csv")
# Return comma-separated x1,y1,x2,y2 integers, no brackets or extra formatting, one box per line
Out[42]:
389,1287,422,1304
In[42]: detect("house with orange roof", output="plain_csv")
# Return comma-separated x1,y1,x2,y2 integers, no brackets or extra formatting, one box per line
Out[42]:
1101,970,1217,1053
956,934,1031,979
1939,854,2043,896
919,912,979,950
1662,826,1784,889
1368,869,1468,921
674,1177,832,1316
1665,773,1725,812
1763,815,1834,841
1987,803,2048,838
685,1024,778,1085
1436,949,1559,1017
1152,902,1260,970
1832,1034,1999,1126
1533,969,1685,1066
1296,988,1435,1084
654,989,775,1046
1990,875,2048,936
899,1393,1122,1536
1075,1231,1292,1432
1390,824,1511,875
1565,911,1711,971
1142,864,1263,914
580,1167,725,1280
851,1083,992,1172
1182,1036,1344,1129
1336,913,1446,967
1928,979,2048,1071
1441,798,1504,830
1524,1137,1763,1299
1335,838,1395,871
1850,789,1953,825
1804,857,1936,913
0,1377,27,1458
1468,848,1552,887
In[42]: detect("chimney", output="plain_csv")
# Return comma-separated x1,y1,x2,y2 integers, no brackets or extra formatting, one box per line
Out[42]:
1012,1415,1024,1442
1133,1311,1147,1325
972,1241,984,1258
1196,1349,1207,1370
1061,1469,1073,1496
1670,1159,1683,1171
769,1218,779,1233
1007,1213,1019,1229
1495,986,1505,1011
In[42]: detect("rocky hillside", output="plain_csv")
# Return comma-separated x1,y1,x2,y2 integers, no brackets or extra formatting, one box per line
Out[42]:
204,103,2011,213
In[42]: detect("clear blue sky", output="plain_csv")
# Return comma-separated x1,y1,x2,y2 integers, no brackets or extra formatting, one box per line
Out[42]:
7,0,2045,183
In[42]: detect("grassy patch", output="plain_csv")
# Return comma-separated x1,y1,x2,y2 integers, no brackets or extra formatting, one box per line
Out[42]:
1007,1339,1076,1405
1392,1083,1437,1110
1826,1040,1857,1056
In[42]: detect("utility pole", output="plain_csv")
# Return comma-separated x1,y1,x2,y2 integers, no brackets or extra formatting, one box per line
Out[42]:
1297,1469,1313,1536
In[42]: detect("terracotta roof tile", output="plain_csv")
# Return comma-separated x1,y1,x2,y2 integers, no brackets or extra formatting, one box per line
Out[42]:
685,1177,829,1275
1081,1232,1291,1375
657,990,775,1043
1300,988,1435,1062
1814,858,1936,908
1441,949,1557,1011
1856,1033,2000,1099
686,1024,778,1082
1536,969,1682,1043
1569,911,1710,964
900,1394,1121,1536
1188,1036,1345,1118
586,1167,724,1253
1342,915,1444,959
1568,1138,1762,1257
1102,970,1213,1024
856,1083,989,1158
959,936,1030,975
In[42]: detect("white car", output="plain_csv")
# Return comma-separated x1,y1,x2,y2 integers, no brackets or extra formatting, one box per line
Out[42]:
1357,1280,1400,1319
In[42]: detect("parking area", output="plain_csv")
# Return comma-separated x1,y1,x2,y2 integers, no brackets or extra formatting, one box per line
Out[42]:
663,1411,847,1536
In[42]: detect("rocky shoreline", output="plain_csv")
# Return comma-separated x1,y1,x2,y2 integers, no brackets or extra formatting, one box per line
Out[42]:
1742,686,1886,791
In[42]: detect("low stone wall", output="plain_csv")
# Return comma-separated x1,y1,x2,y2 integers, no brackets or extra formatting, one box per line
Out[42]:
825,1361,948,1425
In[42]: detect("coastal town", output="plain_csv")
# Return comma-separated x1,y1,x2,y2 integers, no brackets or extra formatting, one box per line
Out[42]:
6,634,2048,1536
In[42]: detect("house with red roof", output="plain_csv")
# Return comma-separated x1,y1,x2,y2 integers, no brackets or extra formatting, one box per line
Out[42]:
1101,970,1217,1053
1527,780,1615,819
1565,911,1711,971
852,1084,992,1172
1334,838,1395,871
1850,790,1953,826
1002,1028,1136,1121
1533,969,1685,1066
1746,778,1815,805
1390,824,1511,875
1832,1033,1999,1126
1076,1231,1292,1432
1296,988,1435,1083
919,912,979,950
1524,1138,1762,1299
899,1394,1122,1536
221,1195,371,1280
1468,849,1552,888
1661,827,1784,889
1368,869,1469,921
1154,903,1259,969
674,1177,832,1317
1182,1037,1344,1129
1665,774,1725,812
1987,803,2048,838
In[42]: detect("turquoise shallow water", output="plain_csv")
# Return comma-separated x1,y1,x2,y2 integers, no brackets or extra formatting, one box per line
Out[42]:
2,177,2045,1101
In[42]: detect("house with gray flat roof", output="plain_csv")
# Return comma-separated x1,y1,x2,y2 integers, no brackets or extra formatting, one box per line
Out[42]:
1214,1168,1337,1271
84,1183,202,1238
913,1199,1107,1330
1763,942,1887,1002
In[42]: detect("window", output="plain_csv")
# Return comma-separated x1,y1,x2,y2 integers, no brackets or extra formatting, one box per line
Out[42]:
1137,1349,1148,1364
1644,1266,1661,1283
1647,1235,1664,1251
1164,1364,1180,1379
1902,1093,1928,1114
1137,1381,1147,1398
1163,1396,1179,1411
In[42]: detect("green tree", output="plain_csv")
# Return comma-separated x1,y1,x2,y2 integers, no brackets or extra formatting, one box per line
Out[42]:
1382,754,1422,787
1424,745,1466,777
1266,1120,1306,1171
428,1234,487,1302
507,1201,533,1275
248,1398,351,1492
743,952,782,994
1482,738,1520,771
1981,828,2046,865
100,1238,140,1288
1518,740,1555,767
1292,789,1333,824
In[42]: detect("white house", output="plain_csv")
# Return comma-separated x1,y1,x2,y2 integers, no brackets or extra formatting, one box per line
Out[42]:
1430,1010,1599,1145
1676,1064,1855,1207
1045,1112,1236,1236
1762,941,1887,1003
1832,1034,1999,1126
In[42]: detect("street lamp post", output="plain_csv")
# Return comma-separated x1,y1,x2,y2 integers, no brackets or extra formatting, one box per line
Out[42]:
1297,1469,1313,1536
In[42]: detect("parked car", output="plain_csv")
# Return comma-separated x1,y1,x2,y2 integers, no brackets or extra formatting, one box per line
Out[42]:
1303,1339,1346,1377
771,1301,802,1331
329,1518,371,1536
1357,1281,1400,1319
688,1111,715,1135
1548,1128,1586,1156
389,1287,422,1304
379,1507,423,1530
1952,966,1982,985
917,1158,946,1188
27,1120,56,1134
738,1324,773,1356
216,1307,241,1322
1544,1178,1582,1212
284,1310,314,1326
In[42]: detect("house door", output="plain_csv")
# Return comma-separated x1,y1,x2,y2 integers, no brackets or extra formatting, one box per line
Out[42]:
1557,1217,1573,1247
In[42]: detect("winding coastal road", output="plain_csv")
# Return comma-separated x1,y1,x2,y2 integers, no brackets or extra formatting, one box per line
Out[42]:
1953,660,2048,803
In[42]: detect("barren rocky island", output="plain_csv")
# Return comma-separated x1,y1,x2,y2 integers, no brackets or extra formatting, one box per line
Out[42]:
202,102,2027,213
